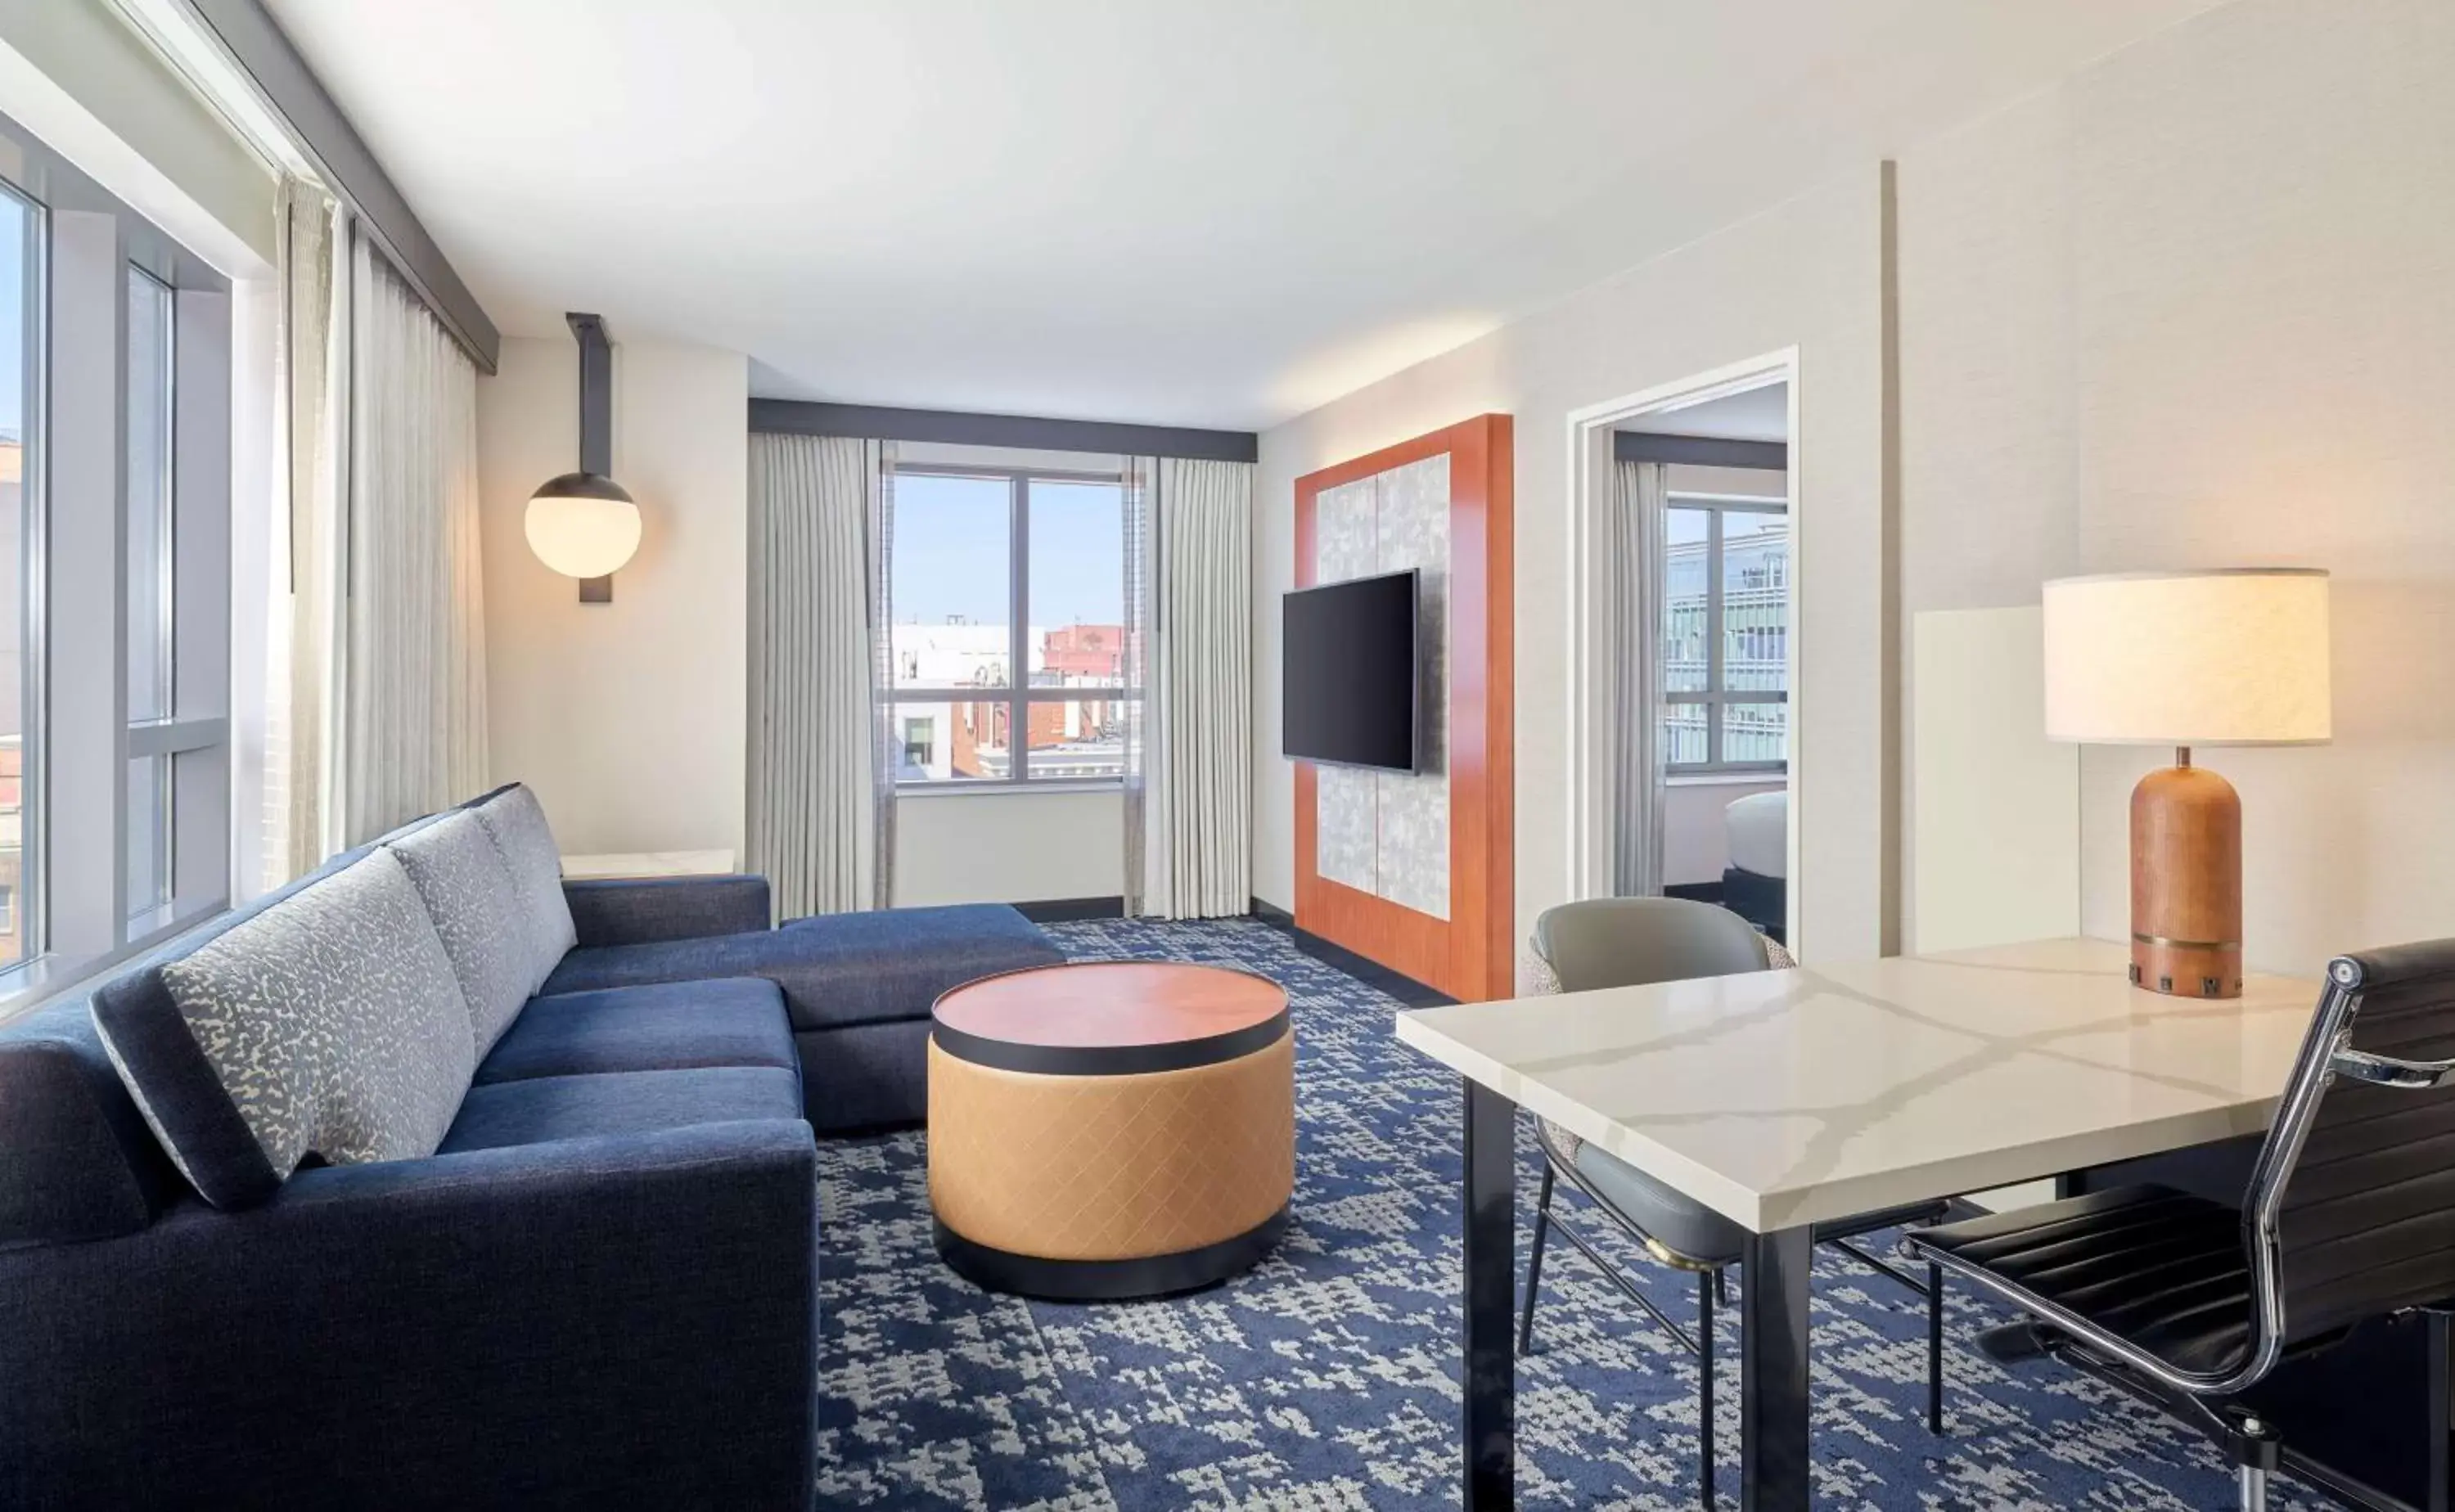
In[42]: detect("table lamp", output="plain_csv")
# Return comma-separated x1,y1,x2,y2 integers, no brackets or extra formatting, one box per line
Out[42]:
2042,569,2331,998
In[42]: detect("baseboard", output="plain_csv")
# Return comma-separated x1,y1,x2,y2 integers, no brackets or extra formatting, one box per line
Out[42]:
1014,896,1126,923
1664,881,1724,905
1242,904,1452,1008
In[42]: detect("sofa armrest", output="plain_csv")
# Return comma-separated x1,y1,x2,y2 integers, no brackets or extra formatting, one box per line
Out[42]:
563,873,771,946
0,1120,819,1510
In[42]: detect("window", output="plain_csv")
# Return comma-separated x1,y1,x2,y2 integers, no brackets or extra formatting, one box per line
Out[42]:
888,466,1135,786
0,111,231,989
0,183,30,970
1662,493,1788,773
125,269,174,919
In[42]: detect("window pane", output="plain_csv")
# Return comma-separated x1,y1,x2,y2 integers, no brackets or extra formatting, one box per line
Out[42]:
127,754,169,918
890,697,1010,782
1660,700,1709,767
1025,480,1124,690
127,270,174,722
1025,696,1129,780
1722,702,1788,766
889,473,1011,692
0,188,30,966
1661,506,1709,693
1722,511,1788,695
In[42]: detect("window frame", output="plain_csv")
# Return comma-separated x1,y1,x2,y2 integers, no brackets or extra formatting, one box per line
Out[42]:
124,262,176,920
0,101,231,1009
0,174,45,974
1663,489,1790,776
885,462,1138,793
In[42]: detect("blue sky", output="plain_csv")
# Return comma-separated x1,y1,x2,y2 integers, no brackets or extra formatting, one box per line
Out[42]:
891,473,1124,628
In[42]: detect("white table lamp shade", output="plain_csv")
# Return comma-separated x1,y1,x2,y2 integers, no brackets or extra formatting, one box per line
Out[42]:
2042,570,2331,746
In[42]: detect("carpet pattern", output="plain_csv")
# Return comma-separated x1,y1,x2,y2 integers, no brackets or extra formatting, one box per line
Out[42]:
813,917,2325,1510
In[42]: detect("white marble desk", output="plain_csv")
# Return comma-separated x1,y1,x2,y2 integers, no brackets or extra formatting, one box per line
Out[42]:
1394,938,2322,1510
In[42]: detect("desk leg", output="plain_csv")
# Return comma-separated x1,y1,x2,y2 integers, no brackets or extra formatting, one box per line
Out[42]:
1464,1079,1516,1510
1740,1225,1813,1511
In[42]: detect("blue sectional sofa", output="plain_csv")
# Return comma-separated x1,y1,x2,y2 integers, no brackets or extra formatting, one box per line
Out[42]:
0,782,1063,1509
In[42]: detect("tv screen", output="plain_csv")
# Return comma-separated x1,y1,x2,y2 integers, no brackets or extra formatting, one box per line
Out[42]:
1282,570,1420,772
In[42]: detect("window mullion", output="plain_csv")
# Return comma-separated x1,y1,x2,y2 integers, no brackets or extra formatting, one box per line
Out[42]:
1011,472,1028,785
1705,509,1724,767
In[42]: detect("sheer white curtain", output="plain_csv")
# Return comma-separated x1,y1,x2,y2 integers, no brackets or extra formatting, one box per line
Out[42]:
262,178,346,885
340,246,489,842
1141,457,1253,918
1611,459,1668,895
746,433,896,919
1119,456,1155,915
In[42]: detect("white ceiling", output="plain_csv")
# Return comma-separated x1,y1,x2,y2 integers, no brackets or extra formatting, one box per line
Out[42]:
1623,383,1790,443
264,0,2222,431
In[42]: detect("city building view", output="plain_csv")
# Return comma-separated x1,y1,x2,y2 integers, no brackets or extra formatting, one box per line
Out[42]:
886,469,1135,784
0,431,20,966
890,619,1130,782
1661,500,1789,770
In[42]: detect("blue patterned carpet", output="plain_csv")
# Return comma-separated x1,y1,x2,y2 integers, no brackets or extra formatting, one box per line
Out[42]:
813,918,2325,1510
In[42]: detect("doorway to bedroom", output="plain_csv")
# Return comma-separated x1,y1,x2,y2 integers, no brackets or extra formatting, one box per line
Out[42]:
1566,353,1795,944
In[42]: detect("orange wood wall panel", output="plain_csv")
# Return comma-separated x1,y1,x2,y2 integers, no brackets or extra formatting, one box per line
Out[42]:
1291,415,1514,1001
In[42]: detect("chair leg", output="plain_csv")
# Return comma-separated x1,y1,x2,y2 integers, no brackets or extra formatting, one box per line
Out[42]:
1519,1166,1553,1355
2227,1413,2280,1512
1699,1268,1717,1509
1926,1261,1944,1435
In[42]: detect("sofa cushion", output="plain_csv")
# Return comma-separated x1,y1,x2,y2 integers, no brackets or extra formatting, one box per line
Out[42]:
475,979,796,1085
471,785,578,992
793,1020,930,1134
94,851,477,1208
538,903,1064,1032
386,809,535,1054
440,1066,802,1154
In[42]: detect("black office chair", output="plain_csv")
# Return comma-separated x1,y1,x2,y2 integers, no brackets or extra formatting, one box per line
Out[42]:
1519,897,1950,1508
1906,940,2455,1512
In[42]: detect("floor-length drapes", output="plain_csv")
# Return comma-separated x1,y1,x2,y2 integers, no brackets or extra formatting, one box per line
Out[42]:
1119,456,1155,916
1143,457,1252,919
262,178,345,886
1611,459,1667,896
341,245,489,843
747,433,894,920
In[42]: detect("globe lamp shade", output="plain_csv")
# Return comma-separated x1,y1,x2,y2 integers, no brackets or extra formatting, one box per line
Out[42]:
525,472,641,579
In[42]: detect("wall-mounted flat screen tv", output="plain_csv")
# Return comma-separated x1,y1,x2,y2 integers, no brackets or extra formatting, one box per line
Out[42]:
1282,569,1421,773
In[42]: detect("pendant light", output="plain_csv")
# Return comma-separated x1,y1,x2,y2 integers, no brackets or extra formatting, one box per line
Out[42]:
525,312,639,602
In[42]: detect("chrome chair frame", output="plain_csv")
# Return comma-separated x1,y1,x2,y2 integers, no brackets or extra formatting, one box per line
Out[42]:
1520,1119,1950,1508
1908,955,2455,1511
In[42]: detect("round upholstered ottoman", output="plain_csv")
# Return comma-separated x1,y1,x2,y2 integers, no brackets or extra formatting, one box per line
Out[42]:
926,961,1294,1300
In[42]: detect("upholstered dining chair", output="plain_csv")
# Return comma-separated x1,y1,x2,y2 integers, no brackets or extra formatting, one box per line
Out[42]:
1908,940,2455,1512
1519,896,1949,1508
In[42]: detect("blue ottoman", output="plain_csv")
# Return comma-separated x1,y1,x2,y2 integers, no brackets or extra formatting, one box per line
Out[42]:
540,904,1065,1132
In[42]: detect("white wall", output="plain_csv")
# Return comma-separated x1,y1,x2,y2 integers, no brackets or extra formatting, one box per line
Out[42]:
894,790,1125,908
477,335,749,856
1897,0,2455,976
1256,170,1890,964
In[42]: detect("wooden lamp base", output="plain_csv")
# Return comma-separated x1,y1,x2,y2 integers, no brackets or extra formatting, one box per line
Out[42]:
2129,748,2244,998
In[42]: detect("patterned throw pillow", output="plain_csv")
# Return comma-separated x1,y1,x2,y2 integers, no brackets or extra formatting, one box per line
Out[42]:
388,810,535,1055
149,851,475,1195
471,785,579,990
